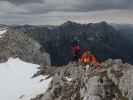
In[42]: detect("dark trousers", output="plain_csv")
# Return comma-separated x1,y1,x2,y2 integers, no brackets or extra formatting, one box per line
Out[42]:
72,52,80,62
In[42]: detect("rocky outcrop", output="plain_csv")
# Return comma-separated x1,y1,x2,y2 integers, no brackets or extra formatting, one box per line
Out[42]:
103,59,133,100
0,28,51,66
32,59,133,100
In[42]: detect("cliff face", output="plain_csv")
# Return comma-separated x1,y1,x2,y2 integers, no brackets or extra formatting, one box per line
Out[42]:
0,28,51,66
32,59,133,100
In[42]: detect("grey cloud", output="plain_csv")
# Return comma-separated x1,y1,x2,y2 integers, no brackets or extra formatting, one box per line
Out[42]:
0,0,133,15
1,10,133,25
22,0,133,15
0,0,133,24
4,0,133,11
1,0,44,4
74,0,133,11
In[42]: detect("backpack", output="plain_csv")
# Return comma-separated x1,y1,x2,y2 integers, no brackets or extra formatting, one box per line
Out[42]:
81,52,90,64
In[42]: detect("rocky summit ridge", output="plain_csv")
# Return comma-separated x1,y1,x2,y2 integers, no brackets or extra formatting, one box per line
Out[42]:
32,59,133,100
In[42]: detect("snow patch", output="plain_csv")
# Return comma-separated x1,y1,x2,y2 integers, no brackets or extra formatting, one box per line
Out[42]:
65,77,73,82
0,58,52,100
0,29,7,37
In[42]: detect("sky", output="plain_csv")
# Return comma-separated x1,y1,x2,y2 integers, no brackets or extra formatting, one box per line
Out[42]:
0,0,133,25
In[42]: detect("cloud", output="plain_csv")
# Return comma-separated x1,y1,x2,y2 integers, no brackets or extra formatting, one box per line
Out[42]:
0,1,27,14
0,0,132,16
3,0,133,14
0,10,133,25
77,0,133,11
0,0,133,24
1,0,44,4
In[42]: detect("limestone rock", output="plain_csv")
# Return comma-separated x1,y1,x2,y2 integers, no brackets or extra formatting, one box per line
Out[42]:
0,29,51,66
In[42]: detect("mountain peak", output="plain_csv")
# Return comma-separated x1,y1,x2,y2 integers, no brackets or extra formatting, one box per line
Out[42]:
61,21,78,26
99,21,108,25
97,21,111,27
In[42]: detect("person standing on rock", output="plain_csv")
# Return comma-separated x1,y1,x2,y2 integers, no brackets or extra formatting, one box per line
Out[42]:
91,54,100,69
71,37,81,63
81,48,91,65
91,54,97,64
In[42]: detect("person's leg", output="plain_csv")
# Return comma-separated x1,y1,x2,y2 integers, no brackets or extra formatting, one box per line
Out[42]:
74,52,80,63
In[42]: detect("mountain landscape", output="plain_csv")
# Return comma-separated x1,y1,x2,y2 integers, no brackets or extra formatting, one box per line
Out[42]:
1,0,133,100
0,26,52,100
0,21,133,100
10,21,133,66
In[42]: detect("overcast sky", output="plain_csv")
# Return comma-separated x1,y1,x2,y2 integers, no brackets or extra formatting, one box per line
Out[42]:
0,0,133,25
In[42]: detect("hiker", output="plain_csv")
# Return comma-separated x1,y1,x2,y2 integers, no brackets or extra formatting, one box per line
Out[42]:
71,38,80,63
81,48,91,65
91,54,101,70
91,54,97,64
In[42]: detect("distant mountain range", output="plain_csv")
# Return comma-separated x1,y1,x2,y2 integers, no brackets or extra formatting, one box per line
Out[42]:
5,21,133,65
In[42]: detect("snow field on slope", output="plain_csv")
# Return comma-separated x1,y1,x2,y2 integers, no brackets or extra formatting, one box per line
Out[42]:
0,58,52,100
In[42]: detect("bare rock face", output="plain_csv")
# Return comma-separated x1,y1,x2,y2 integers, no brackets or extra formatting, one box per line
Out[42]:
32,59,133,100
104,59,133,100
0,29,51,66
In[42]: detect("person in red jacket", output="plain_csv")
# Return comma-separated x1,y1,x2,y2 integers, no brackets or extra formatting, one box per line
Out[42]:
91,54,97,64
71,40,80,63
90,54,101,70
81,48,91,65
